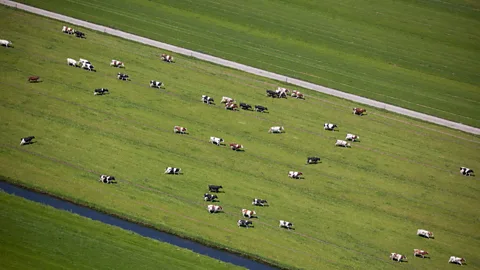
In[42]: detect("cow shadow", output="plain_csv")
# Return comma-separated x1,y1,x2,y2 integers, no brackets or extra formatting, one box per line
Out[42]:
20,141,37,146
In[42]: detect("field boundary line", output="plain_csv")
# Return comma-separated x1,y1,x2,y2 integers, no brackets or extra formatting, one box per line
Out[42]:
2,0,480,135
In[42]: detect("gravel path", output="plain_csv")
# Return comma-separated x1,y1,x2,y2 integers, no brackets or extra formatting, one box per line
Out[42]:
2,0,479,135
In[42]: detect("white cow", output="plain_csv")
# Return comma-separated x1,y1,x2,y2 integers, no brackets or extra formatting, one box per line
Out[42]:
242,209,256,218
221,96,234,104
0,39,12,47
164,167,181,174
279,220,293,229
324,123,338,131
417,229,434,239
207,204,223,213
67,58,78,67
268,126,285,133
460,167,474,176
288,171,303,179
110,60,124,68
448,256,466,265
346,133,359,142
390,253,407,262
209,136,224,146
335,140,351,147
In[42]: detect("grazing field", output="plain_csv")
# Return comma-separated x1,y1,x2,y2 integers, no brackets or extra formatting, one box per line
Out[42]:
15,0,480,127
1,6,480,270
0,192,243,270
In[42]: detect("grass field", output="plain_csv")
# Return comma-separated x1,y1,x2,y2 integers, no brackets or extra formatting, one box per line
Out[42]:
15,0,480,128
0,6,480,270
0,192,243,270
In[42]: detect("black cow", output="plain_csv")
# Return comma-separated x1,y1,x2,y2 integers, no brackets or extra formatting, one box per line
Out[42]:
75,31,86,38
94,88,109,95
240,103,252,110
266,89,279,98
204,193,218,202
20,136,35,145
117,73,129,81
255,105,268,113
307,157,321,164
99,175,116,184
208,185,223,193
237,219,253,228
252,198,268,206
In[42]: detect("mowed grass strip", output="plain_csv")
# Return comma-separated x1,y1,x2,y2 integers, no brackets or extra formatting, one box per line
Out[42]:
15,0,480,127
0,192,245,270
0,7,479,269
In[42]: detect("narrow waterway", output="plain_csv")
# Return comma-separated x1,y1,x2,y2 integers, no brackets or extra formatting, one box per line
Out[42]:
0,181,278,270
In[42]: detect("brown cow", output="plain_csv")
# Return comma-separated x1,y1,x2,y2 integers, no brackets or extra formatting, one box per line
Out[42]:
225,102,238,111
28,76,40,83
229,143,243,151
353,107,366,115
413,249,429,258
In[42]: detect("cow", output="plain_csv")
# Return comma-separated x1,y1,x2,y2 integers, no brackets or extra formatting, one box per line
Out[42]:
161,53,175,63
82,62,95,72
208,185,223,193
67,58,79,67
75,31,86,38
209,137,224,146
307,157,320,164
353,107,367,116
335,140,351,147
79,58,90,65
164,167,181,174
288,171,303,179
448,256,466,265
242,209,256,218
324,123,338,131
413,249,429,258
202,95,214,105
94,88,109,95
150,80,164,88
291,90,304,99
237,219,253,228
279,220,293,230
99,175,116,184
460,167,474,176
173,126,187,134
62,26,75,34
0,39,13,47
28,76,40,83
20,136,35,145
255,105,268,113
346,133,360,142
417,229,434,239
389,253,407,262
275,87,289,98
266,89,279,98
221,97,234,104
110,60,124,68
252,198,268,206
207,204,223,213
117,73,129,81
240,103,252,110
225,102,238,111
204,193,218,202
229,143,243,151
269,126,285,133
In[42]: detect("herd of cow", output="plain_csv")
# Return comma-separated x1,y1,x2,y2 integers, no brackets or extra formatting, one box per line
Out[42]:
10,24,475,266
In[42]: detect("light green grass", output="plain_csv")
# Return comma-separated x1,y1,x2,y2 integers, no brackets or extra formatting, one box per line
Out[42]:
15,0,480,127
0,191,244,270
0,6,479,270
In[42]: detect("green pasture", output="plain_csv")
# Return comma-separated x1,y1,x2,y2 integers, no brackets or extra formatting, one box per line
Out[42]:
0,192,243,270
0,7,479,270
15,0,480,127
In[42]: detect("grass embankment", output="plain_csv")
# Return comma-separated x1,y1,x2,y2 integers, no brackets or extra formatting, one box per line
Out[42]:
0,6,479,270
0,192,244,270
15,0,480,127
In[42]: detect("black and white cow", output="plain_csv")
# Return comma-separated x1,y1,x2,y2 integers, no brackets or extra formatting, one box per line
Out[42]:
252,198,268,206
324,123,338,131
209,137,224,146
94,88,109,95
117,73,129,81
279,220,294,230
237,219,253,228
99,174,116,184
164,167,181,174
255,105,268,113
82,62,95,72
208,185,223,193
202,95,214,105
307,157,321,164
240,103,252,110
20,136,35,145
150,80,164,88
204,193,218,202
460,167,474,176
